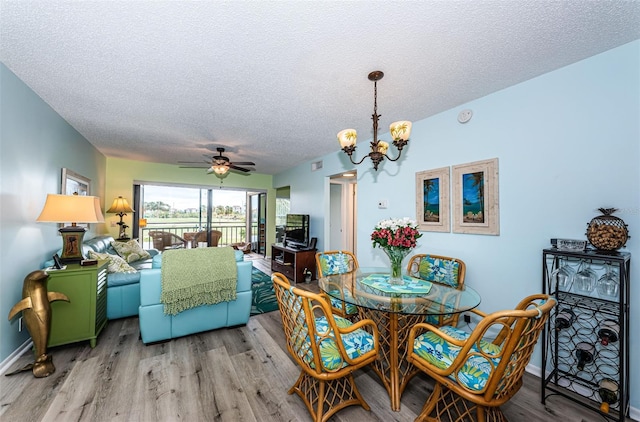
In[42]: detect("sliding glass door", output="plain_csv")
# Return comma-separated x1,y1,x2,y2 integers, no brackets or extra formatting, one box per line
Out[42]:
134,183,256,249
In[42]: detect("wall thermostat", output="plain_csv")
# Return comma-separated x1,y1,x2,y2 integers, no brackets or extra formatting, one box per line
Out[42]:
458,109,473,124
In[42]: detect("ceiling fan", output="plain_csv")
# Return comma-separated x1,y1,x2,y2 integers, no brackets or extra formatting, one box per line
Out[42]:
179,148,255,175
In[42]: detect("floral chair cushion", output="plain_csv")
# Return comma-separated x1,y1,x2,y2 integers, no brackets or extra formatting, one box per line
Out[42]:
327,289,358,316
412,325,502,391
318,253,350,276
419,256,460,288
294,314,375,371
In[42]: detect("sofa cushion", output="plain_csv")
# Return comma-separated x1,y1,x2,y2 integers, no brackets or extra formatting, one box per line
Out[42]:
107,271,142,287
111,239,152,263
88,251,137,274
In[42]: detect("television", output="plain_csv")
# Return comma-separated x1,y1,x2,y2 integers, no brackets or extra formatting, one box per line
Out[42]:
284,214,310,249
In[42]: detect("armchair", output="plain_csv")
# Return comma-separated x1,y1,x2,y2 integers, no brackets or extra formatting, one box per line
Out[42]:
407,294,555,422
271,272,378,422
315,250,359,320
149,231,187,250
407,253,466,326
192,230,222,248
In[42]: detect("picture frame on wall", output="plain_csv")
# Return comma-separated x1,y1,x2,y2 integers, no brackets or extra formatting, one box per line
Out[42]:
415,166,450,232
452,158,499,235
61,168,90,196
60,168,91,228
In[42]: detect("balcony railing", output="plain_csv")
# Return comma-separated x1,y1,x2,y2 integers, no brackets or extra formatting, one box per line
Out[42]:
138,222,247,250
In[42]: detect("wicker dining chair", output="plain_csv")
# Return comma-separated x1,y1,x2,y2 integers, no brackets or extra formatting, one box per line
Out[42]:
271,272,379,422
315,250,359,320
149,231,187,251
407,294,555,422
407,254,466,326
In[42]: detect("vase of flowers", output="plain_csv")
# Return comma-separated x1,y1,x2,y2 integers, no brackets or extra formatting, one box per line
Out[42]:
371,217,422,284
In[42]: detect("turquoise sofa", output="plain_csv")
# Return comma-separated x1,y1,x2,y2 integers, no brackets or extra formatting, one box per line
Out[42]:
45,235,160,320
138,249,252,344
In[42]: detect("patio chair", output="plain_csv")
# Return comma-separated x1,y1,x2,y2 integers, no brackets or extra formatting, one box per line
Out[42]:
315,250,359,320
407,294,555,422
407,254,466,326
149,231,187,250
271,272,379,422
192,230,222,248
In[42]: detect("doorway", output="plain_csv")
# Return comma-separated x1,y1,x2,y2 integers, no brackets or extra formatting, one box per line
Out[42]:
327,172,357,252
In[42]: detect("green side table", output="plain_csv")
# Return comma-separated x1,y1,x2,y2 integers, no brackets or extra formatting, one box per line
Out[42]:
46,261,108,348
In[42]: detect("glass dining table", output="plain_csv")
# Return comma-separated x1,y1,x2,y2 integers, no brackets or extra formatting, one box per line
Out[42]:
318,267,481,411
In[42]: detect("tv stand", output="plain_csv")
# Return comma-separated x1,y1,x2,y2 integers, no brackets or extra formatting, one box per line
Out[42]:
271,243,316,284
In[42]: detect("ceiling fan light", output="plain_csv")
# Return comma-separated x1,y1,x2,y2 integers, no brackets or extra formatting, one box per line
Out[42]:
337,129,357,148
390,121,412,141
212,164,229,175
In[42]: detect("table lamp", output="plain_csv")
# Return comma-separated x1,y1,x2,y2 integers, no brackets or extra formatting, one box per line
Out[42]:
36,194,104,263
106,196,134,240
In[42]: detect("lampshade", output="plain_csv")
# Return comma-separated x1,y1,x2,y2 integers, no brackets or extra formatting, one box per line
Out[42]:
337,129,357,148
389,121,412,141
37,194,104,224
106,196,134,214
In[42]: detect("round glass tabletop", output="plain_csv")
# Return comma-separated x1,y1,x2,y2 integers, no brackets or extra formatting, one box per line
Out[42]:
318,267,481,315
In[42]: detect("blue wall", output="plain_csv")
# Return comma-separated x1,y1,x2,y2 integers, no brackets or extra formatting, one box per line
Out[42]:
275,41,640,411
0,63,107,362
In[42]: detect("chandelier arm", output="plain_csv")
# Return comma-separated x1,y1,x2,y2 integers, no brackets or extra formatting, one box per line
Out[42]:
383,151,403,162
347,153,370,166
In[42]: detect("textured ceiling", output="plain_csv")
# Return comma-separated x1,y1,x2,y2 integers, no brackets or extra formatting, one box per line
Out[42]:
2,1,639,175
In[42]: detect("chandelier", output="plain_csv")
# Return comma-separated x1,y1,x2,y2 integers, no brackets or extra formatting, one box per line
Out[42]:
337,71,412,171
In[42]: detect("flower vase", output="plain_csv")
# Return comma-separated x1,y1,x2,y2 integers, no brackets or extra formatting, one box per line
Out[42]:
383,247,410,285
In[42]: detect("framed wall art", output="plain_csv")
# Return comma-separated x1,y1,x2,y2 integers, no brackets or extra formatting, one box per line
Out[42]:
452,158,499,235
415,166,450,232
61,168,90,196
60,168,91,228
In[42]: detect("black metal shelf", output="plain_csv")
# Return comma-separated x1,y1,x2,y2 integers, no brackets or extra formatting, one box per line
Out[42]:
541,248,630,422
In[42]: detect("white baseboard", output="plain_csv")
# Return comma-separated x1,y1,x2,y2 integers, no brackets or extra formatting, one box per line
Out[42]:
0,339,33,376
526,363,638,421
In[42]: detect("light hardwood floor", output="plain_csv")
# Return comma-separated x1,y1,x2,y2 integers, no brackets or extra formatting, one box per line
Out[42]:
0,255,626,421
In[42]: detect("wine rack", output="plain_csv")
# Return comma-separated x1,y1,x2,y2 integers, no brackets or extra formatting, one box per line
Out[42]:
541,248,630,422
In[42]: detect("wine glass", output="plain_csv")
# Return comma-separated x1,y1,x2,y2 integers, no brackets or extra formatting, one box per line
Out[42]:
550,259,575,292
596,264,619,299
573,261,597,295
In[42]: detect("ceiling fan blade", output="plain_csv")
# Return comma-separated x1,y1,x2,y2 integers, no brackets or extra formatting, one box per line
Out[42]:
230,161,255,166
178,161,210,164
179,165,210,168
229,165,251,173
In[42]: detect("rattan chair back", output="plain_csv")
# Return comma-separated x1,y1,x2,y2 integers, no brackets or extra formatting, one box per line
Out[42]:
407,294,555,422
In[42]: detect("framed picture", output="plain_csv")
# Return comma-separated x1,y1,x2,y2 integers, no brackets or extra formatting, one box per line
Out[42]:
61,168,90,196
452,158,499,235
415,166,450,232
60,168,91,228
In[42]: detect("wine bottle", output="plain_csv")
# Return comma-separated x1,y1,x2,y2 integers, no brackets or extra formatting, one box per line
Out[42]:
555,308,576,331
575,342,595,371
598,378,619,413
597,319,619,346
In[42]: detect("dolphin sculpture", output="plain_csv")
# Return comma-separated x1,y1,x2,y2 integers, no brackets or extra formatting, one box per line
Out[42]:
7,270,69,378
